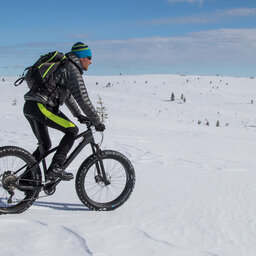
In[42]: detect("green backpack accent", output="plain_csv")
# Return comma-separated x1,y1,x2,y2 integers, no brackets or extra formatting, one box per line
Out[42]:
14,51,67,92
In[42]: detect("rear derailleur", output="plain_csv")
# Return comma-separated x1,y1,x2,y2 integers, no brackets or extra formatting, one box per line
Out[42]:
2,171,17,203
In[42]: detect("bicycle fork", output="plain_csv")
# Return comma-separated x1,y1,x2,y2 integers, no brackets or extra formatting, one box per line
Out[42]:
91,143,110,186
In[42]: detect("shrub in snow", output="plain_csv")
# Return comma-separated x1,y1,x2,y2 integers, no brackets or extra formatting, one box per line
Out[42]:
171,92,175,101
96,95,108,123
216,120,220,127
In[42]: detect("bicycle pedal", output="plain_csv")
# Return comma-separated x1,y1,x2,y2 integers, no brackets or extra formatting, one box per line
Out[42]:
43,185,56,195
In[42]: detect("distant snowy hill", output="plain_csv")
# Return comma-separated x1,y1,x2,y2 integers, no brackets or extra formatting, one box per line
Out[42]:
1,74,256,256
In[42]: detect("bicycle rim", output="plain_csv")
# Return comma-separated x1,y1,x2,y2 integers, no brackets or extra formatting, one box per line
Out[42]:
84,158,128,204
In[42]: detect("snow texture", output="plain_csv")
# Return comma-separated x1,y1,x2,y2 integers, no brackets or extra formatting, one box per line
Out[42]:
1,74,256,256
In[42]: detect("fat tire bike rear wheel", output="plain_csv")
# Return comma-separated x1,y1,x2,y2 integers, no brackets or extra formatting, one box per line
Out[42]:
0,146,41,214
75,150,135,211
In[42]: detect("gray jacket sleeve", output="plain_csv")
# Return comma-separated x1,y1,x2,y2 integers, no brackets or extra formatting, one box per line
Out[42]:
65,63,101,126
65,93,81,117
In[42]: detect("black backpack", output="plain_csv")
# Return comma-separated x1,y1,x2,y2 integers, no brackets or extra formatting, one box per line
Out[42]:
14,51,67,92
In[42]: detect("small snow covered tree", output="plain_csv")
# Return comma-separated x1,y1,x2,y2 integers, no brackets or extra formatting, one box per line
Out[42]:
96,95,108,123
12,99,17,106
171,92,175,101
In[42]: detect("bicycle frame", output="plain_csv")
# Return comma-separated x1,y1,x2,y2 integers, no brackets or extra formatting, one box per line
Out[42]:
40,129,96,173
16,120,107,190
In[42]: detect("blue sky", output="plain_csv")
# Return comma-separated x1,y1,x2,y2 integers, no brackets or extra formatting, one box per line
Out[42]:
0,0,256,77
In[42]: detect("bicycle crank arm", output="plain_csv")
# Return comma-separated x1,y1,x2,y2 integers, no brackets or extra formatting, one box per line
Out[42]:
43,179,61,195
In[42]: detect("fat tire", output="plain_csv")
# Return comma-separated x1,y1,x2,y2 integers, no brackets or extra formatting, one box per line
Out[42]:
75,150,135,211
0,146,41,214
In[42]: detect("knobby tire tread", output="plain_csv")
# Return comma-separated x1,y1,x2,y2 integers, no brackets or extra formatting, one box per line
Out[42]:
0,146,41,215
75,150,135,211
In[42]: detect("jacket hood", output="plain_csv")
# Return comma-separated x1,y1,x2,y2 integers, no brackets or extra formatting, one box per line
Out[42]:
65,52,83,74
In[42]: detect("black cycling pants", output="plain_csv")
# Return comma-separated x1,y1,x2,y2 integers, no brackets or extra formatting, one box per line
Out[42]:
23,100,78,166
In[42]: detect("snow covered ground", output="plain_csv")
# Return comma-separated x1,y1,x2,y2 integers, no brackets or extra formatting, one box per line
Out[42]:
1,74,256,256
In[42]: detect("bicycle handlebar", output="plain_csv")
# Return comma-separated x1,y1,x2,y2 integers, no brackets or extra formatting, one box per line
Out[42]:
83,118,94,129
80,117,104,136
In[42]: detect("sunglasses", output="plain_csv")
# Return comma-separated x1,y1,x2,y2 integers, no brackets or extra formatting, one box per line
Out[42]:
86,56,92,60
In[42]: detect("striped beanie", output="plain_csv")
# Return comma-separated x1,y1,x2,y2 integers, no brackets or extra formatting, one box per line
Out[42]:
71,42,92,58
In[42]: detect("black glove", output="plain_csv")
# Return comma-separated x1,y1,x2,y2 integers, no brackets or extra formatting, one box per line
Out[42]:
77,114,88,124
95,123,105,132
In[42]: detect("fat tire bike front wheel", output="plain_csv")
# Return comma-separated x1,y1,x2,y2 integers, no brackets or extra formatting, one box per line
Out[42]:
75,150,135,211
0,146,42,214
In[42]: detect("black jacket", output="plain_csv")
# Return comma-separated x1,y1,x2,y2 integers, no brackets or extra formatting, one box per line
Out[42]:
24,52,101,126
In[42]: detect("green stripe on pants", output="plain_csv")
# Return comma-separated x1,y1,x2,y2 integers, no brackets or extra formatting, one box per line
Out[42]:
37,103,75,128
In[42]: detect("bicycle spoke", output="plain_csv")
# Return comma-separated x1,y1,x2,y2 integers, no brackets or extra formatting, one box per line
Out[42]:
83,158,127,204
0,155,29,208
76,150,135,211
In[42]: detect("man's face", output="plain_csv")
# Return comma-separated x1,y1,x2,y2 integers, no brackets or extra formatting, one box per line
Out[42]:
80,56,92,71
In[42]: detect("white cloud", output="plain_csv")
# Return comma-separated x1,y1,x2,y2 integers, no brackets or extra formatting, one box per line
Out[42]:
147,8,256,25
148,15,214,25
91,28,256,69
1,28,256,76
0,65,25,69
217,7,256,17
68,33,92,40
4,27,256,66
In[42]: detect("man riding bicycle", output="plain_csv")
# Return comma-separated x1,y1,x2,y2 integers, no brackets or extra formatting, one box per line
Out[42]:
23,42,105,181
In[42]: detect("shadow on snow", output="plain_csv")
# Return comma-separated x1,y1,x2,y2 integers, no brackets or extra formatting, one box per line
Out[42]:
33,201,91,211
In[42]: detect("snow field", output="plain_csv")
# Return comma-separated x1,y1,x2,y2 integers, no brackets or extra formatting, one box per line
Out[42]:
1,74,256,256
